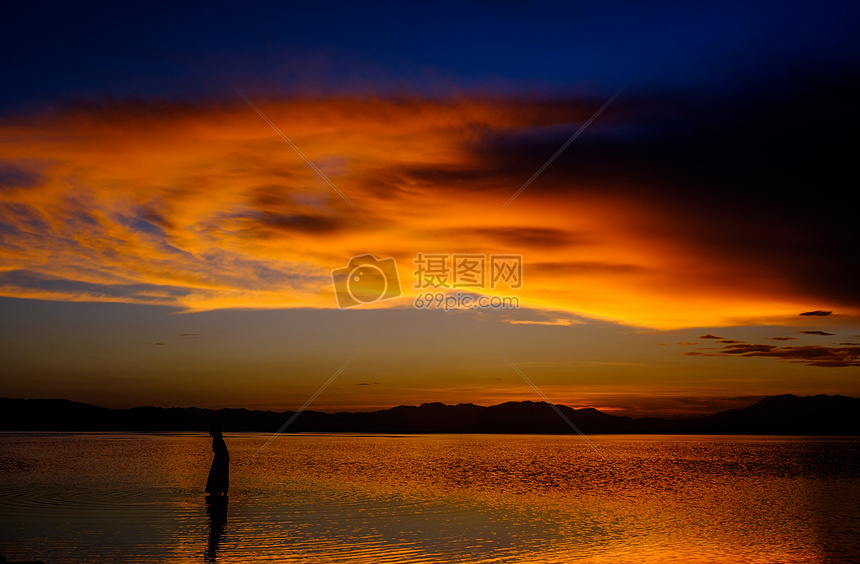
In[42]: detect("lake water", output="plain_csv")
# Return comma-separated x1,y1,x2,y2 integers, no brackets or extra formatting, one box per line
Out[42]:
1,433,859,563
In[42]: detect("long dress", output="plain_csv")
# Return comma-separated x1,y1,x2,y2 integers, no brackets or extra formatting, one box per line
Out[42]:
205,433,229,495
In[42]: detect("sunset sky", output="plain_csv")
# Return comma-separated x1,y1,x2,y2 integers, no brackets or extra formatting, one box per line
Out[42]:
1,1,858,417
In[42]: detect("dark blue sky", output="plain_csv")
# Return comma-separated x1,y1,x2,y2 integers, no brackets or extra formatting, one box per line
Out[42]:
3,1,858,111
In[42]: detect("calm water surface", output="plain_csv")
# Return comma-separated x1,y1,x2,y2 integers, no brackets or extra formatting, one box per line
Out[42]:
1,433,859,563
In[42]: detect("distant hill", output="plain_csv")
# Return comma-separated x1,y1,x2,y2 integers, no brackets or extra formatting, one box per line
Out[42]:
686,394,860,435
1,394,858,435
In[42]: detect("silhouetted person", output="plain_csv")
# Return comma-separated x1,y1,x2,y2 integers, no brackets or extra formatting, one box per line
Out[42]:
205,422,229,496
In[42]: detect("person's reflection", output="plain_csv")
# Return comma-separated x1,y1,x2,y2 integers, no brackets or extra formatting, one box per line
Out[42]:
205,494,228,562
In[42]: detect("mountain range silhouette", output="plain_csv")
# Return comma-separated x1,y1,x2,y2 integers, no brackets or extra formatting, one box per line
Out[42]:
1,394,858,435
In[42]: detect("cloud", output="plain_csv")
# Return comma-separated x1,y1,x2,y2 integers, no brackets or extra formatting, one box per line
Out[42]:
486,308,588,327
0,91,857,328
699,333,723,339
720,344,776,354
507,318,575,327
477,73,860,316
0,161,46,190
255,212,347,235
529,261,647,276
800,330,834,336
800,310,832,316
434,227,587,250
686,341,860,367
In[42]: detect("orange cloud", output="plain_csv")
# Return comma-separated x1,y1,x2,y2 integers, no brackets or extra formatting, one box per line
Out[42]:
0,96,854,328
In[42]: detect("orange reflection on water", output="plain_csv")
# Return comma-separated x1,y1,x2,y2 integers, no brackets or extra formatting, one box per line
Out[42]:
3,433,856,563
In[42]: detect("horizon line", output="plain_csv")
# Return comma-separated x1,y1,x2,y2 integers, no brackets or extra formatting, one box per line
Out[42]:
2,392,851,421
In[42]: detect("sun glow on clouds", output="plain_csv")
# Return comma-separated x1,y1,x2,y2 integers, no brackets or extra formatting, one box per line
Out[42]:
0,96,847,329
